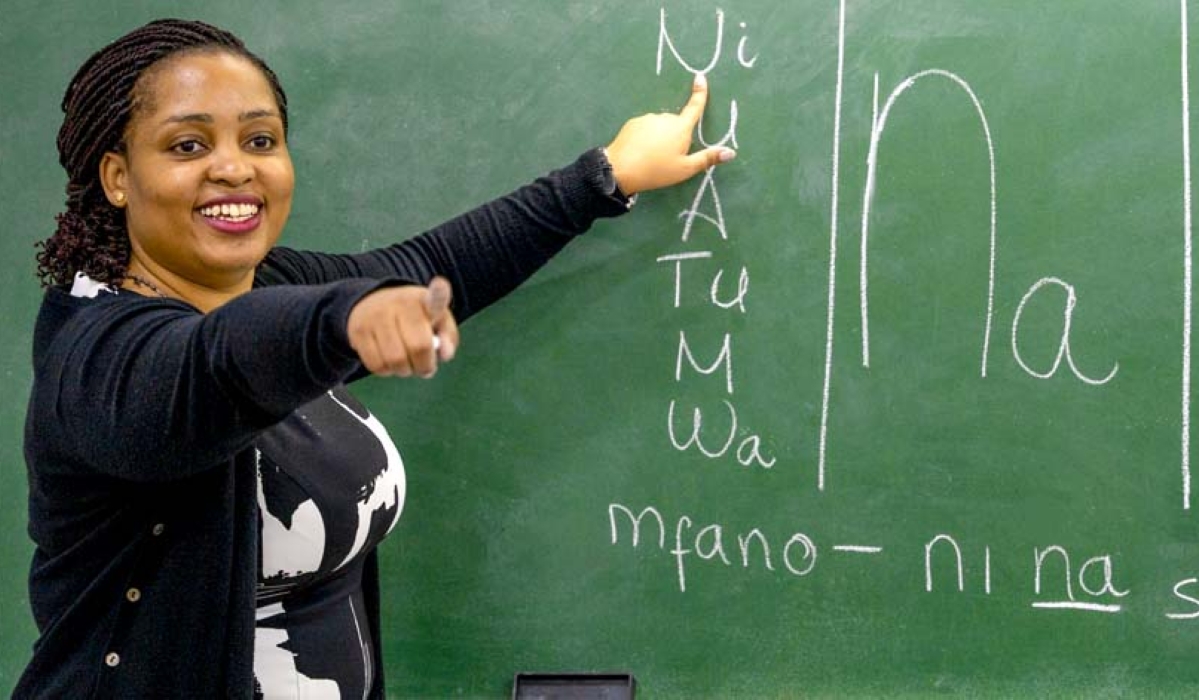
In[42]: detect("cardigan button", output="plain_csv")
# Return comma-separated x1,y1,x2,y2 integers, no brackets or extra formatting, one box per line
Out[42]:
151,523,165,536
125,588,141,603
105,652,120,667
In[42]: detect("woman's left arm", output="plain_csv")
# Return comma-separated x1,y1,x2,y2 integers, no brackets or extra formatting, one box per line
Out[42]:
262,148,625,323
259,76,734,323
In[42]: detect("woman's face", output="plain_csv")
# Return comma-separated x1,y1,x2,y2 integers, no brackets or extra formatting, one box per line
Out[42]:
101,50,294,292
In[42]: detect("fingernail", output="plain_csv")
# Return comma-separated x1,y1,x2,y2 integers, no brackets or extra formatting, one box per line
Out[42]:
719,148,737,163
694,72,707,88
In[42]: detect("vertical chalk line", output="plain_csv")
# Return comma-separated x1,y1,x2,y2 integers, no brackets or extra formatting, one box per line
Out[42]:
1182,0,1194,510
985,547,992,594
818,0,848,492
860,73,880,368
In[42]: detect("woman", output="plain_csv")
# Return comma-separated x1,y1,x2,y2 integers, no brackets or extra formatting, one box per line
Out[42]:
18,17,733,699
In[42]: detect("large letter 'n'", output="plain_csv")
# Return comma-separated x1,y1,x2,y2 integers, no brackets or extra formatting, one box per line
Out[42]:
858,70,999,378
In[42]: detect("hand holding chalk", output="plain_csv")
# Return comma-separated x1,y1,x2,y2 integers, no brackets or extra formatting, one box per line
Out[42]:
346,277,459,378
603,73,736,196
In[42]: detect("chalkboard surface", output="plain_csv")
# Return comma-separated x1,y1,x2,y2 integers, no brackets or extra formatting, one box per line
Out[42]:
3,1,1199,697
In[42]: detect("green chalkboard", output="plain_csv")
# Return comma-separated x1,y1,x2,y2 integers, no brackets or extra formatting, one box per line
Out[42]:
4,1,1199,697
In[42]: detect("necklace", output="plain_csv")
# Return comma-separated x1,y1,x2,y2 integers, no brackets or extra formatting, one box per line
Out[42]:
126,274,167,298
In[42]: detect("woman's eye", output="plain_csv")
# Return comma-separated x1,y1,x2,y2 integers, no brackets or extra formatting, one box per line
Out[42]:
247,134,276,150
171,139,206,155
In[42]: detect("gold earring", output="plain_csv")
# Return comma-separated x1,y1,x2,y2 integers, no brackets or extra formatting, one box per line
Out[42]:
113,192,126,206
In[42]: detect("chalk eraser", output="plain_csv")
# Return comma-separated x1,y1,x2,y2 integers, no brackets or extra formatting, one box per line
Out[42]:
512,672,635,700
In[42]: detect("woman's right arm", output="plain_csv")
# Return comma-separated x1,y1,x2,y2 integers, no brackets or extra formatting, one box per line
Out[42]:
29,279,395,482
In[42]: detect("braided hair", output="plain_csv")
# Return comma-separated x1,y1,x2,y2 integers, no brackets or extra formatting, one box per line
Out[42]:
37,18,289,287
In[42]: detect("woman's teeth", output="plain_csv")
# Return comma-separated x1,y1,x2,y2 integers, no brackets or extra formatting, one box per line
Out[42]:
199,202,259,221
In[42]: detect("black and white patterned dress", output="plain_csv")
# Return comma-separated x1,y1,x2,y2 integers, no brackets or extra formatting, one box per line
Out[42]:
252,386,405,699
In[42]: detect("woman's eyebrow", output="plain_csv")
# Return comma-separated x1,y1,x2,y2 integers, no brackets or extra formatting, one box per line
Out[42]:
162,112,213,125
239,109,279,121
160,109,278,125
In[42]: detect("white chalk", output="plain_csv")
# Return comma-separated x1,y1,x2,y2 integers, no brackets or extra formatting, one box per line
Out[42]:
432,335,442,353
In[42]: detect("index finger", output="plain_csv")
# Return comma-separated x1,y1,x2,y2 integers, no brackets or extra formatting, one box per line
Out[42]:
678,73,710,128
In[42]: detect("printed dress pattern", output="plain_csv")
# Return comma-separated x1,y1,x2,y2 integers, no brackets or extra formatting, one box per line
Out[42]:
252,386,405,700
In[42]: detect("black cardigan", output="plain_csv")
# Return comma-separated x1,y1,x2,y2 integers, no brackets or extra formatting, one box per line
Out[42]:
17,150,628,698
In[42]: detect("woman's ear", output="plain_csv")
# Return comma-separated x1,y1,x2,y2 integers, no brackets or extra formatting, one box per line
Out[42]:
99,151,129,208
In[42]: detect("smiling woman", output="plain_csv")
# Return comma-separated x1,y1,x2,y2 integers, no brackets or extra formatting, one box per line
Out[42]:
100,51,295,308
18,17,734,700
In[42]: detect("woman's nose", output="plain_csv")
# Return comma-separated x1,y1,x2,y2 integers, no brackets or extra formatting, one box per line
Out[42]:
207,143,253,186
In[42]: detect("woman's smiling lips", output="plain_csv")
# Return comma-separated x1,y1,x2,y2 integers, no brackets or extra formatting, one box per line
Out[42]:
197,195,263,234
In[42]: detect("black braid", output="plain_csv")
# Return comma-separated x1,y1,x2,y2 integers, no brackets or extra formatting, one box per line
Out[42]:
36,19,289,287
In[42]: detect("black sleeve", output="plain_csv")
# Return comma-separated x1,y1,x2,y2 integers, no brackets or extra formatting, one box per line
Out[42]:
28,279,395,482
255,148,630,323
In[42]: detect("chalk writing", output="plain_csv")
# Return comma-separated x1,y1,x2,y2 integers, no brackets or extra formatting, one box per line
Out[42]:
736,21,758,69
1032,545,1128,613
923,535,993,595
606,503,785,592
1010,277,1119,385
667,399,776,468
817,9,1133,498
657,8,759,77
655,252,749,311
859,69,998,377
617,0,1199,653
1168,578,1199,619
607,502,1194,620
679,166,729,242
710,267,749,311
656,7,724,76
642,0,1198,510
833,545,884,554
675,331,734,395
924,534,966,593
656,251,713,308
697,97,739,150
656,6,773,471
